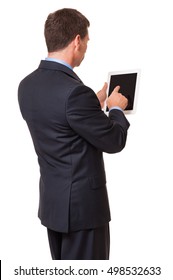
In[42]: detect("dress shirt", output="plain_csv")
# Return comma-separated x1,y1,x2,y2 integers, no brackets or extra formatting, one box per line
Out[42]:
45,57,73,70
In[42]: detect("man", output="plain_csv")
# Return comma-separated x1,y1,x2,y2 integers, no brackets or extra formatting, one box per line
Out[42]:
18,8,130,260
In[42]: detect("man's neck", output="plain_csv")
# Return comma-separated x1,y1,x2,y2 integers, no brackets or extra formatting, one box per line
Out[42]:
47,48,74,68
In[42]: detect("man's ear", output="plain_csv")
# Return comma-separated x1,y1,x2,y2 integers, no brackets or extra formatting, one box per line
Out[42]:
74,34,81,49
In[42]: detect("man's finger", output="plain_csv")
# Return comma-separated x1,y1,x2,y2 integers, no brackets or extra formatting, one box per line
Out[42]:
114,85,120,92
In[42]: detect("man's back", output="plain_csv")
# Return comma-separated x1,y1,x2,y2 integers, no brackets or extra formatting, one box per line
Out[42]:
18,60,116,233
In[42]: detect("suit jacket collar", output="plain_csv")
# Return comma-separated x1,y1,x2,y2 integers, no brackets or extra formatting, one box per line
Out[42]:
38,60,82,83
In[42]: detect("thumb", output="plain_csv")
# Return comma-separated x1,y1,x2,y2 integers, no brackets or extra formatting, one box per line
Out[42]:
102,82,108,92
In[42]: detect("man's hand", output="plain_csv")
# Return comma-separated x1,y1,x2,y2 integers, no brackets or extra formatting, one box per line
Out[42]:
96,82,107,109
107,86,128,110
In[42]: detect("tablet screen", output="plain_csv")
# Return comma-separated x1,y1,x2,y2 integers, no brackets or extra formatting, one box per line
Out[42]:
107,70,140,114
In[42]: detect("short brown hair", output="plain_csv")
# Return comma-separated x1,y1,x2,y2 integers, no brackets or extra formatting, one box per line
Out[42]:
44,8,90,52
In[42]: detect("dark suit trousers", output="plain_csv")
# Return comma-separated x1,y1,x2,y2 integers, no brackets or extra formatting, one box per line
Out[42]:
47,224,110,260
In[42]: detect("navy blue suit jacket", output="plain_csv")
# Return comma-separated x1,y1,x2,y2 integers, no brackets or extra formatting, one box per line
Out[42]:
18,60,130,232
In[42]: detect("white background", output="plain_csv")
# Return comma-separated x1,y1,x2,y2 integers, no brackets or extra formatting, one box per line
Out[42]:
0,0,173,279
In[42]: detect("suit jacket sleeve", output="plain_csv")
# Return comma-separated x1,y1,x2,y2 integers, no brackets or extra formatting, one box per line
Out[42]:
66,84,130,153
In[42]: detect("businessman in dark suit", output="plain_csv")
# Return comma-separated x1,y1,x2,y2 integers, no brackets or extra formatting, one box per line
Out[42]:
18,8,130,260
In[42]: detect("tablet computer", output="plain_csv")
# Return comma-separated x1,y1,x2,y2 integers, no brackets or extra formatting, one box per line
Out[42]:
106,69,140,114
